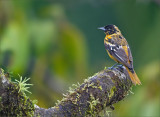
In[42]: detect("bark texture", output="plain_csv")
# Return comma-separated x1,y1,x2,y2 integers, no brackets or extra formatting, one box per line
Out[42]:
0,65,133,117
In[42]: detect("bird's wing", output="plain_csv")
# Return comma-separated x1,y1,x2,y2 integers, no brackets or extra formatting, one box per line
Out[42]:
127,45,133,68
105,43,133,69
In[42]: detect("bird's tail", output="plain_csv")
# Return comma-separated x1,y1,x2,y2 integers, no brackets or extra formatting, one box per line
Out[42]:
126,67,141,85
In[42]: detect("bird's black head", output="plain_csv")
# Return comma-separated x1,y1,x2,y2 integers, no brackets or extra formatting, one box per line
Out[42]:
98,24,120,35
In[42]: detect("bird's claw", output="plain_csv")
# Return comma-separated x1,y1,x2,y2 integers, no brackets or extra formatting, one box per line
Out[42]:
108,63,119,70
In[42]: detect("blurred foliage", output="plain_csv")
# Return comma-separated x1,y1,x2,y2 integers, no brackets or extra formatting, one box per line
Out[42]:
0,0,160,116
0,1,88,107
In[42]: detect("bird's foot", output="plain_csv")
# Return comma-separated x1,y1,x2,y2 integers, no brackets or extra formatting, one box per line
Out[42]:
117,64,124,68
108,63,118,70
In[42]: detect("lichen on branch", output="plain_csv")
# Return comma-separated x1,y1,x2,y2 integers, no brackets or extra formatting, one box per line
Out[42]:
0,65,133,117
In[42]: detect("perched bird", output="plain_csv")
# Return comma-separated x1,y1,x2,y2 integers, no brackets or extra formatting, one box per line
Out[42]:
98,24,141,85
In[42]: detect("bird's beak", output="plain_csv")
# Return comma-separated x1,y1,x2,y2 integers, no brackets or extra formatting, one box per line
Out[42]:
98,27,106,31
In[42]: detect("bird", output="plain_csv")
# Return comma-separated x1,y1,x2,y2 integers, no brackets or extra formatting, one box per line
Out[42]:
98,24,141,85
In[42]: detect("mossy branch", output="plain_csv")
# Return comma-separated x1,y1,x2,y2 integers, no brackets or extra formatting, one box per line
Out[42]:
0,65,133,117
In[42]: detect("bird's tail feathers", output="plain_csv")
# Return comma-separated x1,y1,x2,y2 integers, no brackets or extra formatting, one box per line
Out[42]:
126,67,141,85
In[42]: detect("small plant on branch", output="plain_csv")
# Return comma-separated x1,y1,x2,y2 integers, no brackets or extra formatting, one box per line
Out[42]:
14,75,33,96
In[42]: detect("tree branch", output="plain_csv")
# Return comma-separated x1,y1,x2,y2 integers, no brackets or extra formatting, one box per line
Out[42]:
0,65,133,117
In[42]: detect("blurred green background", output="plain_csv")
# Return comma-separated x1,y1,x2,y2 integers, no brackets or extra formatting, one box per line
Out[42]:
0,0,160,116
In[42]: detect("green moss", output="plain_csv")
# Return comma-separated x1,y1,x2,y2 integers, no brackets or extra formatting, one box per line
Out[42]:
32,99,38,105
87,81,102,91
0,69,35,117
98,86,102,90
37,114,41,117
82,83,88,91
0,68,4,75
93,72,99,76
84,78,88,83
0,84,35,116
71,97,78,105
72,82,81,88
55,100,61,106
86,94,100,116
14,75,33,95
88,82,94,87
99,107,112,117
108,86,116,100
